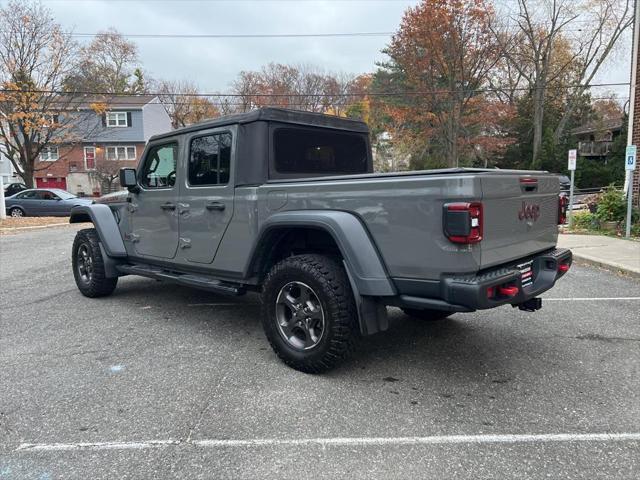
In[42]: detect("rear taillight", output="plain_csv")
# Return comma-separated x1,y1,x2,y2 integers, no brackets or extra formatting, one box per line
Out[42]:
558,195,568,225
443,202,483,244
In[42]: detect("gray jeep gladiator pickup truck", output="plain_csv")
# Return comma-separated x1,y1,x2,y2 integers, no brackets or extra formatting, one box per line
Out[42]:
70,107,572,373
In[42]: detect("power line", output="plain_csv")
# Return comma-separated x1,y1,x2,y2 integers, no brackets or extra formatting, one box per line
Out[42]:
65,31,395,39
0,83,630,99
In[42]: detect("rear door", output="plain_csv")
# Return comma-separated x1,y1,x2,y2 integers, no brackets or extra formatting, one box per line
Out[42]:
131,140,181,259
480,173,559,268
178,126,236,264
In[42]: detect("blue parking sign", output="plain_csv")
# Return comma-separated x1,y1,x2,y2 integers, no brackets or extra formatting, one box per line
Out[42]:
626,145,637,171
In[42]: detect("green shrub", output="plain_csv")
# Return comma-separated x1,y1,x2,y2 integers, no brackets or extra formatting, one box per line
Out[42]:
595,186,626,223
572,212,597,230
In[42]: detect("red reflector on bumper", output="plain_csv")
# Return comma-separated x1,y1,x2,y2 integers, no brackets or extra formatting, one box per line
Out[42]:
558,263,570,273
498,286,519,297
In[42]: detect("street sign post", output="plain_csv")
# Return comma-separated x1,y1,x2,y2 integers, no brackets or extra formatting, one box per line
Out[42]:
567,149,577,228
625,145,637,238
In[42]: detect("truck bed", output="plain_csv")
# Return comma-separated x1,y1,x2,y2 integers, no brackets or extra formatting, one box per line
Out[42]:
255,168,560,281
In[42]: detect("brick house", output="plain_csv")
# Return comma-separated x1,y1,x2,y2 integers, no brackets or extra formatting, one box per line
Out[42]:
34,95,171,196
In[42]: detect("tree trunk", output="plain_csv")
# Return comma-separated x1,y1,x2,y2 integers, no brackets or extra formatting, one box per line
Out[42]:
21,164,34,188
531,85,545,169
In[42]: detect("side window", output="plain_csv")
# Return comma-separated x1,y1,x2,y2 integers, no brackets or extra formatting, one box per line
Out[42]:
188,132,232,186
16,191,38,199
140,142,178,189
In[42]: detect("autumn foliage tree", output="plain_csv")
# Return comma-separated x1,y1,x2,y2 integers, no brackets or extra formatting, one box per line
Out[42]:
376,0,510,169
0,0,85,188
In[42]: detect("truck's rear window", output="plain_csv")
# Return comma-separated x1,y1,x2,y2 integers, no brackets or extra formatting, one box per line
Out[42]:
273,127,368,176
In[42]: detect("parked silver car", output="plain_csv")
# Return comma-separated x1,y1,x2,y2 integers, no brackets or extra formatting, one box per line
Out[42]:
5,188,93,217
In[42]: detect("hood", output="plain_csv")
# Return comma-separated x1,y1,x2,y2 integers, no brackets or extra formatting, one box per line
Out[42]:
95,190,129,204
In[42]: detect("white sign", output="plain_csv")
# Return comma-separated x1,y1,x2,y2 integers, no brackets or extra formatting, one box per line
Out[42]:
626,145,637,171
568,149,577,171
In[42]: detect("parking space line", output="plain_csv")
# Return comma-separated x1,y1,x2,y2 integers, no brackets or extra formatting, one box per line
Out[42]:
543,297,640,301
16,433,640,452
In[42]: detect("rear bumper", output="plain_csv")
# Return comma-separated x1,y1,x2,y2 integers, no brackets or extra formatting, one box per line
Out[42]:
391,248,572,312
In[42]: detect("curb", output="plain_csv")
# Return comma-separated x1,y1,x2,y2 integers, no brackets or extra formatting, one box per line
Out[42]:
571,253,640,279
0,222,76,233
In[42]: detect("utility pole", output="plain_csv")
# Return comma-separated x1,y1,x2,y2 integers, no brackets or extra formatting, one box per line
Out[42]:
629,0,640,210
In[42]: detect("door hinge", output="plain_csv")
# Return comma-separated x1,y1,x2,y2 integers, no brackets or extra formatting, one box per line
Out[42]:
125,232,140,243
128,203,138,213
179,237,192,249
178,202,190,216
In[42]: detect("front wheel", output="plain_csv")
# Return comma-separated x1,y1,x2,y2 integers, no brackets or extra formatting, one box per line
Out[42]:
72,228,118,297
261,254,359,373
401,308,452,321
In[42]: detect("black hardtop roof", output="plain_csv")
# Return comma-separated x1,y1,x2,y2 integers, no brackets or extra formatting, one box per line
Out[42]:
149,107,369,141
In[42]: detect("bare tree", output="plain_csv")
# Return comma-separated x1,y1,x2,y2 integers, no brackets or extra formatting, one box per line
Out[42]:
64,28,146,94
492,0,633,168
88,159,121,193
0,0,82,188
156,79,220,128
229,63,358,114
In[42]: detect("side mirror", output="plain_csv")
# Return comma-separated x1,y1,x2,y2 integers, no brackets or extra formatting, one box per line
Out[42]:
120,168,139,193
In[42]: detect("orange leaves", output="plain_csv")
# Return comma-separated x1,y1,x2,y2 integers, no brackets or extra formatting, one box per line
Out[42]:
378,0,512,167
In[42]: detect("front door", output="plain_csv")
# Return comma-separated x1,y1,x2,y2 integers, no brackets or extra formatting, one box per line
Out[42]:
178,127,235,264
131,140,181,259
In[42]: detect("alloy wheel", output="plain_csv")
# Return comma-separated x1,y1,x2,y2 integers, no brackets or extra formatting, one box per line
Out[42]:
275,281,325,350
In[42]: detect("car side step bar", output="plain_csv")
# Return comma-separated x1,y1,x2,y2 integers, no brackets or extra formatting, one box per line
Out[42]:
116,264,245,296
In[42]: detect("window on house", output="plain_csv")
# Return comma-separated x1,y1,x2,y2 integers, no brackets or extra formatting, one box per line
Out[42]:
84,147,96,170
188,132,232,186
42,114,59,127
40,146,59,161
140,143,178,189
105,146,136,161
106,112,128,127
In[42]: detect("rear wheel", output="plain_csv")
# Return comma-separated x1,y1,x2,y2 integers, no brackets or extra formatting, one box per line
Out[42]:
261,254,358,373
72,228,118,297
9,207,25,217
401,308,452,321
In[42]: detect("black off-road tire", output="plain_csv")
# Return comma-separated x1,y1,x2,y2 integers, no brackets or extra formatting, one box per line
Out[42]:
261,254,359,373
72,228,118,297
401,308,452,321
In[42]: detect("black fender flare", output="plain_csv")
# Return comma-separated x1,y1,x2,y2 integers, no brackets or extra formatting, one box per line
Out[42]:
253,210,396,297
69,204,127,258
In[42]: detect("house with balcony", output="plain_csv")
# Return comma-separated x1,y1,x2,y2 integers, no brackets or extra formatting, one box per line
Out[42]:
34,95,171,195
571,117,624,162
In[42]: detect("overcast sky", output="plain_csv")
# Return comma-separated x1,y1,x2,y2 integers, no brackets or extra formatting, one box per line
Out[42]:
39,0,632,102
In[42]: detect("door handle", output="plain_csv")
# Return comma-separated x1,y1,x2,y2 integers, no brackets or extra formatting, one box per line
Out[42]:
205,201,225,211
161,202,176,211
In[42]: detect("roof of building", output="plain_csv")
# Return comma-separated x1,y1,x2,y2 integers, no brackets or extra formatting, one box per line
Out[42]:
150,107,370,141
571,117,624,136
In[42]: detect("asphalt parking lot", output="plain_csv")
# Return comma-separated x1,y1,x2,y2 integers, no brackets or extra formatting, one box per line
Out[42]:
1,226,639,479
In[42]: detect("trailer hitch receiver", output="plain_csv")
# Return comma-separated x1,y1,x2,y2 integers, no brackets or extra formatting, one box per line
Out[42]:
514,297,542,312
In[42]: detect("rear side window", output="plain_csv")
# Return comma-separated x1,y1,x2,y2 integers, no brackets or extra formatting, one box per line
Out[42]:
16,191,38,199
188,132,232,186
273,128,368,176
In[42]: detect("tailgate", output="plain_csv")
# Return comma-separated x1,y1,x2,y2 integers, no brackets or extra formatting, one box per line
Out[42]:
480,173,559,269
